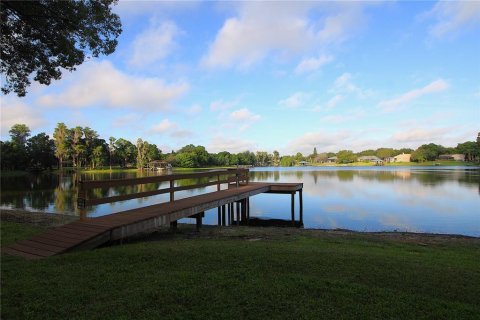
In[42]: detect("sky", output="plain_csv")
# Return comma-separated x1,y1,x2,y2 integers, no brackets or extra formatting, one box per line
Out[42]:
1,0,479,155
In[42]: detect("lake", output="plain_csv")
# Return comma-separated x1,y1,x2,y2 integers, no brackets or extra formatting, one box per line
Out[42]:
1,166,479,236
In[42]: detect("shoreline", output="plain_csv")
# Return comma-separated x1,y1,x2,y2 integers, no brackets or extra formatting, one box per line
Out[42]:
1,160,479,176
2,209,478,245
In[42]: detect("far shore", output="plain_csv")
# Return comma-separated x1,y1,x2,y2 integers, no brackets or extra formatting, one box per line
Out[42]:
1,160,478,176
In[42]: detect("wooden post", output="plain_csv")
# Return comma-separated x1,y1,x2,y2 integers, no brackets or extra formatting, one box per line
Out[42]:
169,179,174,202
241,199,246,222
77,180,87,220
217,174,221,191
299,189,303,223
217,207,221,226
222,205,226,226
236,201,240,226
227,203,231,225
291,192,295,225
196,212,203,232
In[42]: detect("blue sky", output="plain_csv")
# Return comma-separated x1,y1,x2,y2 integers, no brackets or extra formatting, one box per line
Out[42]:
1,1,479,155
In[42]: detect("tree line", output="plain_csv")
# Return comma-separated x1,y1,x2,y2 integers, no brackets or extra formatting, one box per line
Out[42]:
1,123,479,171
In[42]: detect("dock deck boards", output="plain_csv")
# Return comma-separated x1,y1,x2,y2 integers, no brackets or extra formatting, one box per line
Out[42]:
3,182,302,259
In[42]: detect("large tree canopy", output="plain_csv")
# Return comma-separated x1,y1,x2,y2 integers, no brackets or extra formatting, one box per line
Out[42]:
1,0,122,96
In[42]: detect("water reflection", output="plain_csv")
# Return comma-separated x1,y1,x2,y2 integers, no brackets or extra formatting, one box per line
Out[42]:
1,166,479,236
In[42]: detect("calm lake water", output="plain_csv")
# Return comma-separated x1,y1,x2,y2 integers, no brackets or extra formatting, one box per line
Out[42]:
1,166,479,236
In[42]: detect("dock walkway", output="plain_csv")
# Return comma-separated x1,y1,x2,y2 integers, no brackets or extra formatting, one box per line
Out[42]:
3,169,303,259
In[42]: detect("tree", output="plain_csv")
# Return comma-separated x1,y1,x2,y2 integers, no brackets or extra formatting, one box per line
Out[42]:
82,127,99,168
114,138,136,167
295,152,304,163
27,133,56,169
256,151,269,166
337,150,357,164
411,143,445,162
70,126,84,168
109,137,116,170
7,123,30,169
145,143,161,162
272,150,280,166
376,148,395,159
280,156,295,167
1,0,122,96
53,123,69,170
9,124,30,146
456,141,480,162
136,138,147,169
91,145,105,169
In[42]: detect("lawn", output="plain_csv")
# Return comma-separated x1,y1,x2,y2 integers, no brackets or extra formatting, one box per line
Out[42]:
1,221,479,320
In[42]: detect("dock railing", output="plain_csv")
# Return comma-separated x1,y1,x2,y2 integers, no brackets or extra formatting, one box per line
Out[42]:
77,168,249,210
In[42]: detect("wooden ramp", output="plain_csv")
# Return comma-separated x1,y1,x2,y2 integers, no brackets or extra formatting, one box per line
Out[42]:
3,178,303,260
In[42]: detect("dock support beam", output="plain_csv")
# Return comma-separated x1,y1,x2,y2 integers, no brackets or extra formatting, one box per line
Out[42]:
291,192,295,225
221,205,226,226
195,212,204,232
236,201,240,226
299,189,303,223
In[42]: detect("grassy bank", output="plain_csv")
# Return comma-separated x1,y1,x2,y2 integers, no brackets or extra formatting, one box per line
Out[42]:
2,221,479,320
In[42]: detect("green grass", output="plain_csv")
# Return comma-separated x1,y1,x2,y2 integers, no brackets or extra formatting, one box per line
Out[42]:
2,222,480,320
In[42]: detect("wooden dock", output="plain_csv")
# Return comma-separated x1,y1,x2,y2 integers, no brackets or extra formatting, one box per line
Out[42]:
3,169,303,259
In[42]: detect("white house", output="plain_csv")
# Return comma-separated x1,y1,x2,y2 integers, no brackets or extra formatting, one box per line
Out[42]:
393,153,411,162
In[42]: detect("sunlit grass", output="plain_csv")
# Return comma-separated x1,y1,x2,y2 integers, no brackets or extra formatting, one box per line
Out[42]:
2,222,479,319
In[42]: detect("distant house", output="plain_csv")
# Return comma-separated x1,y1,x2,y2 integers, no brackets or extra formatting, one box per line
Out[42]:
326,156,337,163
438,154,465,161
385,157,395,163
298,160,309,166
393,153,411,162
358,155,383,164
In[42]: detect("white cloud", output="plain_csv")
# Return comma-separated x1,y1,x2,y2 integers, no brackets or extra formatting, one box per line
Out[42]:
284,130,353,154
295,54,334,74
279,92,310,109
425,1,480,38
391,125,475,147
320,108,365,124
327,94,343,109
210,99,239,111
38,61,188,111
332,72,371,98
150,119,176,133
311,94,342,112
186,104,202,115
207,135,257,153
228,108,261,131
0,98,46,137
129,20,181,67
202,2,367,69
148,119,192,139
378,79,449,112
229,108,260,122
112,113,142,128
